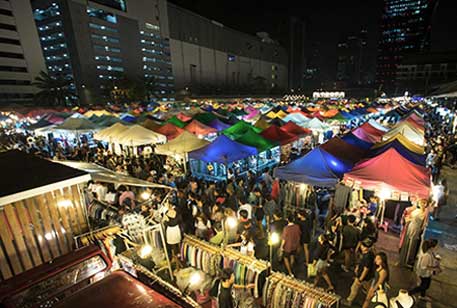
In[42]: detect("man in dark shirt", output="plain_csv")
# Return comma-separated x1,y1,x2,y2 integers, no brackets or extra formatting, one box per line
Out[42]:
281,215,301,277
217,268,235,308
341,215,360,272
343,239,375,306
297,210,313,265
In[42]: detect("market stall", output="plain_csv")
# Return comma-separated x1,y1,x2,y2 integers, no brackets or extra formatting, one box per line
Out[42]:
188,135,258,181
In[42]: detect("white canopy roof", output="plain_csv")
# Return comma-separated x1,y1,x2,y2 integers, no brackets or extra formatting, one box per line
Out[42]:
155,131,209,156
114,124,166,146
94,122,129,142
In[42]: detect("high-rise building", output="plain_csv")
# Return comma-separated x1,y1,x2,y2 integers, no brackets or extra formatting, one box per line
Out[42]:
166,3,288,95
336,29,368,87
376,0,438,94
0,0,46,105
31,0,174,105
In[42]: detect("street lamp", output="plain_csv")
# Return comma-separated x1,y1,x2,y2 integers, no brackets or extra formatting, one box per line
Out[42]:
268,232,280,263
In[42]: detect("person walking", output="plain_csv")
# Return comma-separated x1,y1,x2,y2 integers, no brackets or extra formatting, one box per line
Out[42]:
362,252,390,308
341,215,360,272
342,239,375,306
409,239,440,301
312,233,335,292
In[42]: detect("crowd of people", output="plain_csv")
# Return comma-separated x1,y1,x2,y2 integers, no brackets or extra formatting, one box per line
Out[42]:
0,102,454,307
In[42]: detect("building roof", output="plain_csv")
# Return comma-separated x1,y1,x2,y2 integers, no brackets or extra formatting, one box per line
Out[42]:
0,150,89,205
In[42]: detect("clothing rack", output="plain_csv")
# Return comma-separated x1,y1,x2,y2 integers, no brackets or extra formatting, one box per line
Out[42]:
143,223,173,280
264,272,340,308
74,225,123,248
181,235,222,276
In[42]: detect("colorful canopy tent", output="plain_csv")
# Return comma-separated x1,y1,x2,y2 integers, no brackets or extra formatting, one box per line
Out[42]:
141,119,162,131
184,119,217,137
254,118,271,130
189,135,258,164
94,122,129,142
235,129,278,152
352,122,385,143
222,121,262,139
274,147,352,187
368,138,426,166
207,118,231,131
27,118,52,130
115,125,166,146
53,118,99,132
341,133,373,150
368,119,389,132
282,113,310,125
193,112,218,125
84,110,113,118
320,137,367,164
305,118,329,130
344,148,431,199
165,115,187,128
176,112,192,122
373,134,424,154
154,123,185,140
119,113,137,123
281,121,311,136
382,122,424,146
260,125,298,145
155,131,209,158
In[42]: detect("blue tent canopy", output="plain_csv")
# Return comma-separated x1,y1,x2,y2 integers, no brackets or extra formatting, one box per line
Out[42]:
341,133,373,150
367,139,426,166
207,118,231,131
274,147,352,187
188,135,258,164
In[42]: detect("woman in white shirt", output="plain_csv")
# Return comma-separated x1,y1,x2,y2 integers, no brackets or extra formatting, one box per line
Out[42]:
409,239,440,301
228,230,255,257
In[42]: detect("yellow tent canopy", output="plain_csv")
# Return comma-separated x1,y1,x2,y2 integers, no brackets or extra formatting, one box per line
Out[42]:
373,133,424,154
254,118,271,130
382,122,424,146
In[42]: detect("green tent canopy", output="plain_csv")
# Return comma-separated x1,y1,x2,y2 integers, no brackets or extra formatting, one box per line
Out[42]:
235,129,277,152
222,120,262,139
193,112,218,125
165,115,187,128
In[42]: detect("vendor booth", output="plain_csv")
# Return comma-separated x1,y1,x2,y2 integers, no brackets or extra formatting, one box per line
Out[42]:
112,125,167,156
0,151,91,281
188,135,258,181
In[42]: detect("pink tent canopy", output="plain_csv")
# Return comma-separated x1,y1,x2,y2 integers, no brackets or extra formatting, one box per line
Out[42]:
352,122,385,143
176,112,192,122
344,147,430,198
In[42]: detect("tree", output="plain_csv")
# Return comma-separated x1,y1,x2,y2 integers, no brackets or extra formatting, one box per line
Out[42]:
33,71,73,106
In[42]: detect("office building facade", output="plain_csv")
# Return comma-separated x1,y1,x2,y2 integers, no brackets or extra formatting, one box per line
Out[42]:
336,30,369,88
167,3,288,95
32,0,174,105
0,0,46,105
376,0,438,95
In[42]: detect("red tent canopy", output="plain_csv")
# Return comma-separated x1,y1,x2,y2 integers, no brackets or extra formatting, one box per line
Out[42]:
311,111,324,120
320,137,367,164
281,121,311,135
185,119,217,136
352,122,385,143
260,124,298,145
344,148,430,198
176,112,192,122
154,123,184,140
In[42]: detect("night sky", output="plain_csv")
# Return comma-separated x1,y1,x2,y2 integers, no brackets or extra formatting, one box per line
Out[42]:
170,0,457,84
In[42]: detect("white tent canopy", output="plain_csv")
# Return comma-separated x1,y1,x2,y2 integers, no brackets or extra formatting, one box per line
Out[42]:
94,122,129,142
155,131,209,157
305,118,329,130
114,124,166,146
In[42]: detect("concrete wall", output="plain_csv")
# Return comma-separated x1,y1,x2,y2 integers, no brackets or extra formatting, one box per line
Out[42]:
167,2,288,93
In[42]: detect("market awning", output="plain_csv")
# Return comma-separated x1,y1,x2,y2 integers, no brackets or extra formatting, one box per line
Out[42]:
373,133,424,154
188,135,258,164
367,138,426,166
222,120,262,139
155,131,210,156
115,125,167,146
260,125,298,145
207,118,231,131
341,133,373,150
320,137,367,164
281,121,311,136
57,161,173,190
184,119,217,136
235,129,278,152
94,122,129,142
344,148,430,199
154,123,185,140
382,122,425,146
351,122,386,143
53,117,99,132
274,147,352,187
